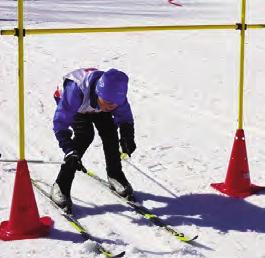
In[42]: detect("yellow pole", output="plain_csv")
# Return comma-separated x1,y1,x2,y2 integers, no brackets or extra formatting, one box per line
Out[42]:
238,0,246,129
18,0,25,160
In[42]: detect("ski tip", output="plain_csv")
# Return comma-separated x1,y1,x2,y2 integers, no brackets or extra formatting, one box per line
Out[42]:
187,235,199,243
113,251,126,257
176,233,199,243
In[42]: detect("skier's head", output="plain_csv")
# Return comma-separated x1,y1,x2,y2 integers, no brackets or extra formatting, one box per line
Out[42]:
96,68,129,107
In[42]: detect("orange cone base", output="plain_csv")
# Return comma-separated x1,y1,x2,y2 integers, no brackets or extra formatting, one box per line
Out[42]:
0,216,53,241
211,182,265,198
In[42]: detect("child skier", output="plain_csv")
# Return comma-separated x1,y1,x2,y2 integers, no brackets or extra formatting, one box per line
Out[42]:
51,68,136,212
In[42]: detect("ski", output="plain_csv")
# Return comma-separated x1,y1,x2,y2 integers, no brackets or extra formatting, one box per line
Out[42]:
31,179,126,258
82,169,198,243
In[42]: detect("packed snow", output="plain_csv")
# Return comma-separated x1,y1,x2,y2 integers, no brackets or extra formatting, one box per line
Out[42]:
1,0,265,257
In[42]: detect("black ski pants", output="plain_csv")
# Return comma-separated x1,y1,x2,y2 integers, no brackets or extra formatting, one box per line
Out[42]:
56,112,122,196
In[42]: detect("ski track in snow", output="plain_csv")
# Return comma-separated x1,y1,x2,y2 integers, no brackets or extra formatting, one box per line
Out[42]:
1,0,265,257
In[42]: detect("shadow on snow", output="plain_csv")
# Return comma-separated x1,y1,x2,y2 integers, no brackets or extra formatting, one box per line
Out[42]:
134,191,265,233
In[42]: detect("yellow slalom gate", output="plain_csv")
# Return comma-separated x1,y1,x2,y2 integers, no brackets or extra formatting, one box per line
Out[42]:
0,0,265,160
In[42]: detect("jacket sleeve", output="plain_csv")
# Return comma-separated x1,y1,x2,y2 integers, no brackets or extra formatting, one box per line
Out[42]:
53,80,83,154
112,98,134,126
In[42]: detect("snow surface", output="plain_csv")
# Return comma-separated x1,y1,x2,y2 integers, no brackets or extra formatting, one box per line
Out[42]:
1,0,265,257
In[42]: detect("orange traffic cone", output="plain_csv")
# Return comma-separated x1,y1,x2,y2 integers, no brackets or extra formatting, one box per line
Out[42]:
211,129,265,198
0,160,53,240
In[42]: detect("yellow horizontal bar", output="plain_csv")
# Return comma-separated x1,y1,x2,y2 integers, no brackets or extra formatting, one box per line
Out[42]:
1,24,265,36
0,24,235,36
1,30,14,35
27,24,240,34
248,24,265,29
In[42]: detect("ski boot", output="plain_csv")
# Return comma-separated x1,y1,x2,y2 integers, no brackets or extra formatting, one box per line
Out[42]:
107,172,134,201
50,182,73,214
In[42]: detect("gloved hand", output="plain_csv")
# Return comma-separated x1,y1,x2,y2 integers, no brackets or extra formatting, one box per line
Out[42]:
64,150,83,171
120,138,136,157
119,123,136,157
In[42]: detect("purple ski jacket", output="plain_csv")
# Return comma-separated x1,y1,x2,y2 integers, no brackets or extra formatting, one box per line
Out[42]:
53,68,134,154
